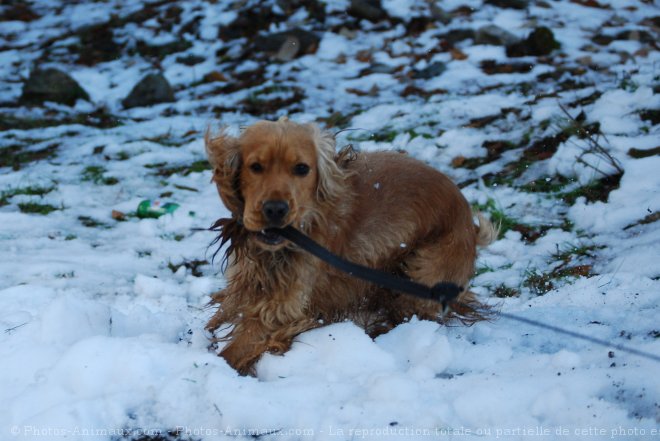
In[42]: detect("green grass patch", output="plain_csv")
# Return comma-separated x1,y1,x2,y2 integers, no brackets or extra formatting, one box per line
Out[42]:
482,159,532,188
348,128,399,143
18,202,59,215
116,151,131,160
151,160,211,177
519,175,572,193
0,143,59,171
78,215,110,228
0,110,121,131
141,133,190,148
473,199,519,239
523,269,555,296
559,173,622,205
81,165,118,185
0,184,56,206
492,284,519,298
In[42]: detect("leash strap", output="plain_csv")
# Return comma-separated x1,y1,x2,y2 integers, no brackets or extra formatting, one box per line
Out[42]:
274,226,464,305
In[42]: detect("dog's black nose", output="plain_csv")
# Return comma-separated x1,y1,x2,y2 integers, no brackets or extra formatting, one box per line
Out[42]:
262,200,289,226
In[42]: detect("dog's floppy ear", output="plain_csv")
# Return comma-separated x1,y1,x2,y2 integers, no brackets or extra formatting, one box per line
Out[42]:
305,124,345,202
205,128,243,216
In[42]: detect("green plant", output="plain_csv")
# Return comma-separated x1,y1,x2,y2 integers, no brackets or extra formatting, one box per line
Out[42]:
18,202,59,215
0,184,56,206
492,284,519,298
473,198,519,239
82,165,118,185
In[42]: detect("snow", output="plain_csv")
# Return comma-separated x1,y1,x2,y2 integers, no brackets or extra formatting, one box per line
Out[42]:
1,0,659,440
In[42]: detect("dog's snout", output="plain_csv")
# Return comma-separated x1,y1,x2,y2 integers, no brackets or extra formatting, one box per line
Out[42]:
262,200,289,226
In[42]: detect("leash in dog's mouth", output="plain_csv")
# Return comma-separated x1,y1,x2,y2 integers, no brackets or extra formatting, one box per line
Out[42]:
257,229,286,245
267,226,463,307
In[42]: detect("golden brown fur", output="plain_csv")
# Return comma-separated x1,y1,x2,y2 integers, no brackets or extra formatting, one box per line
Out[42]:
205,117,495,375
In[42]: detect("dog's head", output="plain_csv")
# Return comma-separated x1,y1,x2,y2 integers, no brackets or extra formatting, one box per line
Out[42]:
206,118,343,250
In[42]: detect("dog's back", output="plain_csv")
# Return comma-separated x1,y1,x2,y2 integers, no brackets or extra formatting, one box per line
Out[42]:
308,150,491,335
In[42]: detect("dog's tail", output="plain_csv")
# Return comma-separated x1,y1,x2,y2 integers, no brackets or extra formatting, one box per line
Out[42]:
475,212,499,247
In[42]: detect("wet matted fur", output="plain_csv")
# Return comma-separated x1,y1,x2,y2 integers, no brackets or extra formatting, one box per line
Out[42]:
205,117,496,375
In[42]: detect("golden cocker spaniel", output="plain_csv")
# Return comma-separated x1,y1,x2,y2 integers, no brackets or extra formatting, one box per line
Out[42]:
205,117,495,375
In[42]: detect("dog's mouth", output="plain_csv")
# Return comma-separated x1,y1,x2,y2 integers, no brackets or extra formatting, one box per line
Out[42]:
256,228,286,246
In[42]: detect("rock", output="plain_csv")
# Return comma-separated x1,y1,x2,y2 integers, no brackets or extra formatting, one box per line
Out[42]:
1,2,40,21
412,61,447,79
480,60,533,74
506,26,560,57
77,24,122,65
276,0,326,22
20,68,90,106
405,16,435,35
438,29,476,45
202,71,228,83
347,0,388,22
254,28,320,61
429,4,452,25
175,54,206,66
484,0,529,9
219,6,282,41
475,25,520,46
122,73,175,109
136,40,192,59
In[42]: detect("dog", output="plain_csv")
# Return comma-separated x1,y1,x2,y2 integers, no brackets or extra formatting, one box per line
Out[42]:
204,117,496,375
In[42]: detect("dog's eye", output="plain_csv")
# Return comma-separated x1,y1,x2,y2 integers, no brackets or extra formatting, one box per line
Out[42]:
293,163,310,176
249,162,264,173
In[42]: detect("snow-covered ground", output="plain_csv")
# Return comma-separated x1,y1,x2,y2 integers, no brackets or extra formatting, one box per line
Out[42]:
1,0,658,440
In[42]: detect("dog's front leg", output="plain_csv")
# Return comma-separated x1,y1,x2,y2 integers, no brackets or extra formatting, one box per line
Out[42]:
221,315,318,376
220,317,273,376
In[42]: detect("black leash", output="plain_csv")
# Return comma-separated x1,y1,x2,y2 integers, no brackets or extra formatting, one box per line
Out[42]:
271,226,660,364
274,226,463,308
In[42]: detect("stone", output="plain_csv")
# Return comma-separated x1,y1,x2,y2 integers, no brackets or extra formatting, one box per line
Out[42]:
347,0,388,22
122,73,175,109
438,29,476,45
429,4,452,25
506,26,560,57
475,25,520,46
484,0,530,9
254,28,320,60
219,6,282,41
412,61,447,79
77,24,122,65
20,68,89,106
